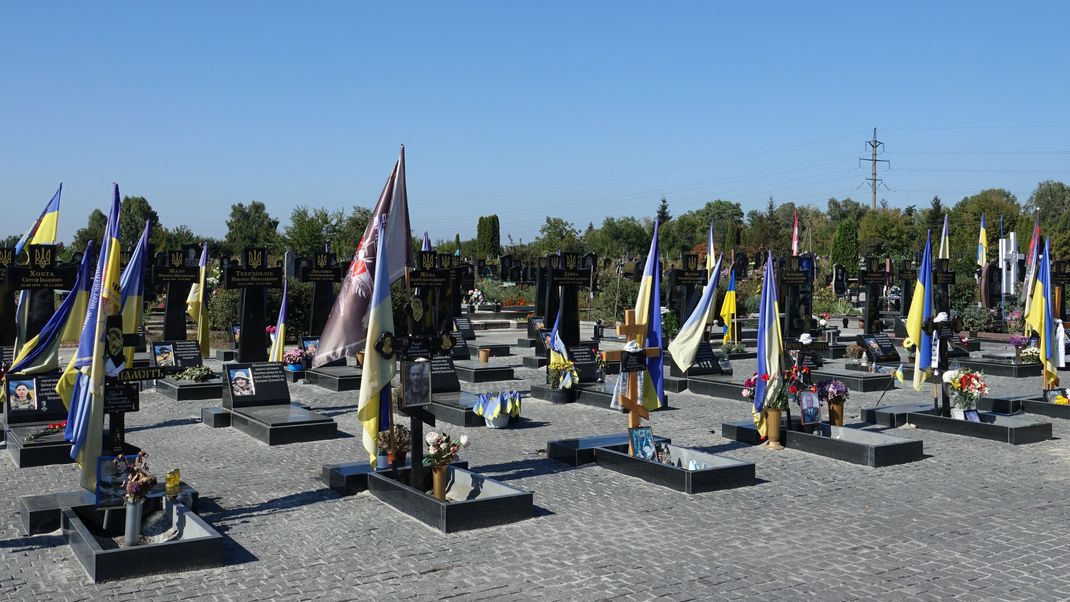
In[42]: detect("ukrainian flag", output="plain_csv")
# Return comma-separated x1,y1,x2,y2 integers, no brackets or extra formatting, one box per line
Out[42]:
938,214,950,260
705,222,716,276
753,252,783,423
668,253,722,372
977,212,988,268
547,298,573,387
720,270,737,344
1025,237,1067,384
903,231,934,391
185,243,209,358
356,216,395,467
7,242,94,375
632,220,664,411
120,220,151,367
269,279,289,363
14,184,61,255
64,185,122,492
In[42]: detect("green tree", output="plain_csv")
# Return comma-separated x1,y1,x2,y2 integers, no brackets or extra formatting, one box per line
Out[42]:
70,209,108,254
826,197,867,224
335,206,373,259
586,216,649,259
1023,180,1070,232
225,201,280,255
949,188,1020,278
743,198,785,255
531,217,582,256
857,208,914,260
655,197,671,223
157,225,199,252
830,220,859,276
284,206,343,257
119,196,164,248
475,214,501,258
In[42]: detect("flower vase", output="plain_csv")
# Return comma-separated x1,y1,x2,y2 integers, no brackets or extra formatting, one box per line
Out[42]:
432,465,447,501
286,363,302,372
479,348,491,364
841,317,849,328
765,408,784,450
387,450,407,466
124,499,144,546
1015,347,1022,363
486,412,510,429
828,401,845,426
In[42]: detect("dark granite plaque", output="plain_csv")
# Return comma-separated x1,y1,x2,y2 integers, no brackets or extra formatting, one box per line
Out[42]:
449,331,471,360
935,322,957,341
150,340,204,371
103,382,140,414
1,346,12,363
151,265,198,284
6,372,68,425
223,267,284,289
856,334,899,363
222,362,291,409
454,317,476,340
568,346,599,383
780,271,808,285
431,355,461,393
620,350,645,373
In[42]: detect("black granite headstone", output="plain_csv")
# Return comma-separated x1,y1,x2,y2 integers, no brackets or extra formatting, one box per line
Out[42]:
454,317,476,341
4,372,66,426
152,247,200,341
221,362,291,409
856,333,899,363
150,339,204,373
0,247,16,347
223,248,284,363
7,244,78,345
859,257,889,334
567,346,599,383
297,250,343,337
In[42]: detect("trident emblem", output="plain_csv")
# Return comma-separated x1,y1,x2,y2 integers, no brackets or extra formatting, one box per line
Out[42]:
0,248,12,266
248,249,264,269
170,250,184,268
316,253,328,268
565,253,577,270
33,246,53,269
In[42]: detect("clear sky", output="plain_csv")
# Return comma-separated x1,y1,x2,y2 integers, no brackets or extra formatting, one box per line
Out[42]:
3,2,1070,245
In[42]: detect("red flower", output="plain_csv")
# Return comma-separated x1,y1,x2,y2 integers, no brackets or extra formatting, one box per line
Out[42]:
761,374,771,381
803,367,811,374
810,386,817,392
789,385,798,394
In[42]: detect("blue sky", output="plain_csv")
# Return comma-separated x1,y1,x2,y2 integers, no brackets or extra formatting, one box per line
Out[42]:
3,2,1070,245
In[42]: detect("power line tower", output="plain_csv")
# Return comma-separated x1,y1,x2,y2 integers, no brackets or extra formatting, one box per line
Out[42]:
859,128,889,209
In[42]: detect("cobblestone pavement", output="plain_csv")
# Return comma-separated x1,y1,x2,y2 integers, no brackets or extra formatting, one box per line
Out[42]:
3,324,1070,601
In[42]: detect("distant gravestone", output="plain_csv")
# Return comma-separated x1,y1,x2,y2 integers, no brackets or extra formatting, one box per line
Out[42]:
454,316,476,340
855,333,899,364
150,339,205,373
223,247,284,363
0,247,17,347
567,345,600,383
152,246,200,340
859,257,888,334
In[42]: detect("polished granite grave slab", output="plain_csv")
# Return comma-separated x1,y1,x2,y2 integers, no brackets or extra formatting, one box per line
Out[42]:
951,358,1042,379
228,404,338,445
810,368,894,392
367,465,533,533
321,460,469,496
685,375,746,400
721,421,923,467
429,391,498,427
304,366,362,392
977,395,1070,420
6,424,73,468
475,344,512,357
522,355,548,369
906,411,1052,445
19,482,199,535
861,402,937,428
157,378,223,401
454,360,516,383
593,443,755,493
63,501,223,582
547,433,672,466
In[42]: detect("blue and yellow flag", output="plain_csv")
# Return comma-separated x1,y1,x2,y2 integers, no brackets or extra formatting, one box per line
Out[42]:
904,231,934,391
547,297,574,387
753,252,782,414
720,269,737,344
356,216,395,467
64,185,123,492
938,214,950,260
668,253,722,372
632,220,664,411
15,184,61,255
977,212,988,267
269,279,289,363
185,243,209,358
7,242,94,375
120,220,151,367
1025,237,1066,384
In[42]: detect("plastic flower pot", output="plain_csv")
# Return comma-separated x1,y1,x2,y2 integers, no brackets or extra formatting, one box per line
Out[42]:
765,408,784,450
485,413,510,429
479,348,491,364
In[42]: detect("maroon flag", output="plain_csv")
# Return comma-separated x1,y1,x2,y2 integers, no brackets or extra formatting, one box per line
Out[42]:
313,146,412,368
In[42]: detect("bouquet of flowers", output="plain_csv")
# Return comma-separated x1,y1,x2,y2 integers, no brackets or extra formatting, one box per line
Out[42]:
376,423,412,454
176,366,217,382
265,325,277,335
1008,334,1031,349
1006,309,1024,333
424,431,470,467
817,379,849,404
282,347,307,365
26,420,67,442
117,452,158,504
547,357,579,390
463,289,486,305
783,365,815,398
742,372,759,399
942,368,989,408
1019,347,1041,364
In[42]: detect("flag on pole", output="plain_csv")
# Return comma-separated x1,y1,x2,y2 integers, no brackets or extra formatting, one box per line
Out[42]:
720,270,737,344
269,279,288,363
547,297,572,388
119,220,151,367
1025,237,1066,383
668,253,723,372
904,231,934,391
422,231,431,252
315,146,412,368
632,220,665,411
7,242,93,375
893,364,905,385
705,222,716,275
65,185,123,492
753,252,783,432
1021,216,1042,317
791,210,800,257
356,216,396,468
14,184,61,255
186,243,210,358
938,214,950,260
977,212,988,268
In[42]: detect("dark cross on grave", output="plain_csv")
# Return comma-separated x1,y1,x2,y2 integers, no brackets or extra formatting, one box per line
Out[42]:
600,309,660,456
438,253,471,319
0,247,16,347
777,254,814,339
859,257,889,334
297,247,343,337
102,315,142,454
152,245,201,341
926,315,962,417
223,247,284,363
832,264,848,297
980,261,1001,311
931,258,956,316
534,255,550,318
894,260,918,339
668,252,706,322
1052,260,1070,322
408,251,465,370
7,244,79,349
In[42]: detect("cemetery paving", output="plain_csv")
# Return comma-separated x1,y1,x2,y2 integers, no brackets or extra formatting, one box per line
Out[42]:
3,326,1070,600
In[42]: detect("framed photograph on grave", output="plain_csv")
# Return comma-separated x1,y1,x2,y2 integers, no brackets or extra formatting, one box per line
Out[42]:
861,335,883,362
798,391,820,425
531,317,545,332
228,367,256,397
7,378,37,411
230,324,241,346
629,426,656,461
402,360,432,409
153,342,176,367
963,409,981,422
300,337,320,357
96,455,137,508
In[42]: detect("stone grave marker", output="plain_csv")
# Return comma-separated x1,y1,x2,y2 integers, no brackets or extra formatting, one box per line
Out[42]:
222,247,284,363
296,249,343,337
151,246,201,341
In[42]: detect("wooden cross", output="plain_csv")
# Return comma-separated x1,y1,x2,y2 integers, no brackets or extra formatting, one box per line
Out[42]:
601,309,661,456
